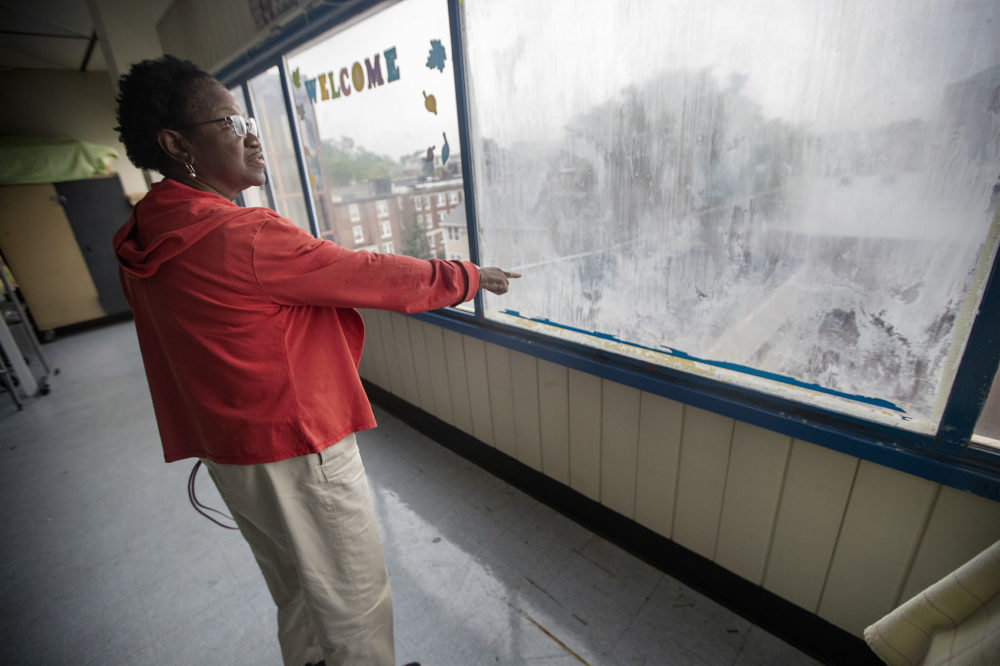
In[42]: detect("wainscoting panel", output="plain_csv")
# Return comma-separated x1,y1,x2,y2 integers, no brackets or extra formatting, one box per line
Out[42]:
714,422,792,584
763,439,859,613
537,359,570,486
633,392,684,539
672,406,736,560
599,380,642,519
817,460,938,635
510,350,543,471
568,368,602,502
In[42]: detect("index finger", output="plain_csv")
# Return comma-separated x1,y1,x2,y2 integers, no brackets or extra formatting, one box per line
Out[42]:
504,271,522,278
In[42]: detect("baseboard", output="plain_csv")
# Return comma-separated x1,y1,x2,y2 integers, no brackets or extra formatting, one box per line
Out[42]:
363,379,881,666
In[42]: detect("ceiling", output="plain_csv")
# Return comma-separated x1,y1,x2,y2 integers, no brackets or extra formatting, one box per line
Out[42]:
0,0,172,71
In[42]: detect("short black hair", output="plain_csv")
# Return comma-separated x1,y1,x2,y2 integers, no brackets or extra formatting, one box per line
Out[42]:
114,55,213,172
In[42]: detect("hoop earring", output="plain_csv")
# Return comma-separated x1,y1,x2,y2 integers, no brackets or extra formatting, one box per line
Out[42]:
185,162,196,178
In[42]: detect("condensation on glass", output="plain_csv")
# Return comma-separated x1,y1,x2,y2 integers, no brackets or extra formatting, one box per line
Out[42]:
460,0,1000,430
283,0,472,289
247,67,311,231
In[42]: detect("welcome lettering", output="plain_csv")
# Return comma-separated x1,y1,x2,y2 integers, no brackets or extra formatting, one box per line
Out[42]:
296,47,400,104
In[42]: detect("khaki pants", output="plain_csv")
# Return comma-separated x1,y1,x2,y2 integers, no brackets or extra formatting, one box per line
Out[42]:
203,433,394,666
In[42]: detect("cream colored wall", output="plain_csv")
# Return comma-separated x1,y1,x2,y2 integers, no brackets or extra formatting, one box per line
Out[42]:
0,69,147,197
157,0,295,73
358,309,1000,638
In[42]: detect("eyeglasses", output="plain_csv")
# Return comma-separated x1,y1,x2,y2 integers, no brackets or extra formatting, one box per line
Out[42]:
188,115,259,138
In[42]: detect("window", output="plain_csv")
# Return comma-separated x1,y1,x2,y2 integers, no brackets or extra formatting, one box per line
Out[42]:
462,0,1000,433
380,220,392,238
397,196,403,210
381,241,395,254
247,67,310,231
449,190,460,205
436,192,447,207
352,225,364,244
348,204,360,222
416,213,424,227
426,214,436,229
447,227,461,241
437,211,447,225
285,0,464,265
230,85,272,210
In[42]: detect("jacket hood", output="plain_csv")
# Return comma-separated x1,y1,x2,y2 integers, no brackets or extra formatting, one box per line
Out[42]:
114,179,245,278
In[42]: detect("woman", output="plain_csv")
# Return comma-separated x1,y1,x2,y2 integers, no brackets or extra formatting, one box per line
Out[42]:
113,55,518,666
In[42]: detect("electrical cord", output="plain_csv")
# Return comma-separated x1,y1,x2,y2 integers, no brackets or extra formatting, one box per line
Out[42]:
187,460,239,530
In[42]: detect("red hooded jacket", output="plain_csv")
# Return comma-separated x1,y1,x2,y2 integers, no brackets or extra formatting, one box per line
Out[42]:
114,179,479,464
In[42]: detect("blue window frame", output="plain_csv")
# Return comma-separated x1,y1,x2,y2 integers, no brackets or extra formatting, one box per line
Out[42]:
215,0,1000,501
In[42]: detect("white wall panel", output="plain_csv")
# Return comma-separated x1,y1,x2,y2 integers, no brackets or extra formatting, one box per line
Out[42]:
462,335,494,446
568,368,602,501
763,440,858,612
443,329,474,434
510,351,542,471
423,323,455,425
714,422,792,584
818,460,937,635
537,359,570,485
356,309,377,383
375,310,402,397
406,318,434,414
600,381,641,519
673,406,735,559
485,342,517,459
634,392,684,538
389,313,420,407
898,485,1000,603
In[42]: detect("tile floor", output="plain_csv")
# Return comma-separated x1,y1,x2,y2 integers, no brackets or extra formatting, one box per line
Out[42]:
0,320,822,665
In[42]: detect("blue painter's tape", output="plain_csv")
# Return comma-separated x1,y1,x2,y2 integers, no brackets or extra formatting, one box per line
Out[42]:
501,309,904,413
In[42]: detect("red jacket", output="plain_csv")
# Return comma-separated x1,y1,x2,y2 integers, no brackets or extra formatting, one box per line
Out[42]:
114,179,479,464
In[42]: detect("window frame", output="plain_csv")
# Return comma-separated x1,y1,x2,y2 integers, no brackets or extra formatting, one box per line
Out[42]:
214,0,1000,501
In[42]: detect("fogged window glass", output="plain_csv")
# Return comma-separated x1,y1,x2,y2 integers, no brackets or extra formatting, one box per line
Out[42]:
462,0,1000,428
285,0,471,277
247,67,310,231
